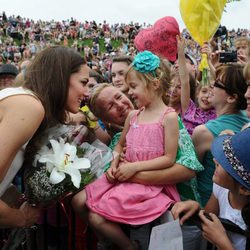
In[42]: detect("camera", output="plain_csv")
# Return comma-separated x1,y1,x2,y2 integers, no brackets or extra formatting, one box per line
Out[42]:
214,25,227,38
219,51,237,63
186,211,250,237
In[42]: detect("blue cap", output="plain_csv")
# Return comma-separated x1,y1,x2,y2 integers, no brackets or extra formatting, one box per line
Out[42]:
211,127,250,190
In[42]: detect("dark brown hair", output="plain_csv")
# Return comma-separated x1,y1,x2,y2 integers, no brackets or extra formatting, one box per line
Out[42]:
23,46,86,164
112,55,133,66
24,46,86,127
90,69,105,83
216,64,247,110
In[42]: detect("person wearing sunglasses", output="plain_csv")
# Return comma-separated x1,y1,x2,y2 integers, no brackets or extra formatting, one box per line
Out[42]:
192,64,250,208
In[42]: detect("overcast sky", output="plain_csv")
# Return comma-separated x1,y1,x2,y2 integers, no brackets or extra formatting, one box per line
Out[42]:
1,0,249,30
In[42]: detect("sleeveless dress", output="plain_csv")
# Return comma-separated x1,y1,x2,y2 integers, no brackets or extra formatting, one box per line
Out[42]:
0,87,37,197
103,116,203,204
85,107,180,225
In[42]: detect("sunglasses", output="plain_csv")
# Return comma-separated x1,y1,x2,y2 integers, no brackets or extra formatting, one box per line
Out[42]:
213,80,227,90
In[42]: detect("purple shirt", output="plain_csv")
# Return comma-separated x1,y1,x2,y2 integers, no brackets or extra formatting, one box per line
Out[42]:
181,100,217,135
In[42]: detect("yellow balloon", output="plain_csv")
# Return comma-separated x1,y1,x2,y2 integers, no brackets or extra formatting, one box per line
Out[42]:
180,0,227,45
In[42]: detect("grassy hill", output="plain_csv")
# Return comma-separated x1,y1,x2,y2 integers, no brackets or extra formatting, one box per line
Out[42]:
8,35,123,55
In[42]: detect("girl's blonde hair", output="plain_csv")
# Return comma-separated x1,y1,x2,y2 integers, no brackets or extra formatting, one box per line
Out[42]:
89,83,112,119
235,37,250,57
125,58,171,103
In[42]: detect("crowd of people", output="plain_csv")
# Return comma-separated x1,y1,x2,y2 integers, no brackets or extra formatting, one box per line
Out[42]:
0,10,250,250
0,11,143,79
0,11,249,83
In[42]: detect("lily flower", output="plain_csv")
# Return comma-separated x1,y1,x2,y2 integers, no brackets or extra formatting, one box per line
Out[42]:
39,138,91,188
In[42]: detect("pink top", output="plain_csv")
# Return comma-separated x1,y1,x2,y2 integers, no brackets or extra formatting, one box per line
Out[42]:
181,99,216,135
85,107,180,225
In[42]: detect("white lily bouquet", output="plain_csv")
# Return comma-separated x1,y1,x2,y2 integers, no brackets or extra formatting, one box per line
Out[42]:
24,125,113,207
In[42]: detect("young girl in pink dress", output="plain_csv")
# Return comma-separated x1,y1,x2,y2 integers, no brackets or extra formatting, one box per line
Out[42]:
75,51,180,250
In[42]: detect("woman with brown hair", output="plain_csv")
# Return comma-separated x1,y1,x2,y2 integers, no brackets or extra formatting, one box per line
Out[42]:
0,46,90,228
193,63,249,207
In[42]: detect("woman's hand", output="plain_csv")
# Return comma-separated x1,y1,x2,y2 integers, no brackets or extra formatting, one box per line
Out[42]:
171,200,200,225
67,112,87,125
199,210,234,250
19,202,41,228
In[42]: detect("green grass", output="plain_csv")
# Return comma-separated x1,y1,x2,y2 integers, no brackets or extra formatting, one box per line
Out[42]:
68,38,123,54
10,36,123,55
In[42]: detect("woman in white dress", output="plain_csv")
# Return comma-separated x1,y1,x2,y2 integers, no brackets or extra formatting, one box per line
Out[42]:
0,46,90,228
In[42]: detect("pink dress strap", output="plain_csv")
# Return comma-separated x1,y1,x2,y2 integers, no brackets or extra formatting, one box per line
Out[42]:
129,108,143,126
159,107,175,124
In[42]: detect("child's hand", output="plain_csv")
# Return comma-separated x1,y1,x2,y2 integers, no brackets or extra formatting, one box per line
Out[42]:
119,145,127,163
199,210,234,249
176,35,185,54
200,43,212,60
171,63,179,75
106,166,117,183
115,162,137,182
171,200,200,225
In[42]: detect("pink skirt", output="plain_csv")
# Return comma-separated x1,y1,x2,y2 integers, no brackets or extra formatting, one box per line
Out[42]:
85,174,180,225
